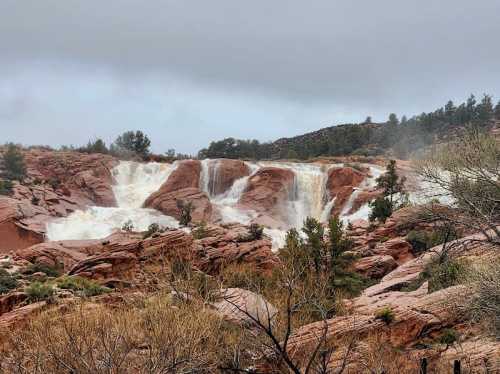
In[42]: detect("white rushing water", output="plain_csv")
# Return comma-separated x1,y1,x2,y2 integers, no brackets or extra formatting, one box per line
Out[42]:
46,159,386,249
46,161,179,241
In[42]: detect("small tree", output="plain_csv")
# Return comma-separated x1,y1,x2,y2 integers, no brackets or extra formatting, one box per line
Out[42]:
2,143,26,181
80,138,108,154
388,113,399,126
177,200,193,226
370,160,407,222
365,116,372,124
376,160,407,207
112,130,151,159
302,217,325,274
416,129,500,244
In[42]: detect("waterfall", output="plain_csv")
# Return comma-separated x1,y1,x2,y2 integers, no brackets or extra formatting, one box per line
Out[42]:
211,162,259,224
45,159,380,250
46,161,178,241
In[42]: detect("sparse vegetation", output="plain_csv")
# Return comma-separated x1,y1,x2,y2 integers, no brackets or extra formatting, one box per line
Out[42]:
177,199,193,226
121,219,134,232
142,222,163,239
57,276,111,297
0,269,18,295
111,130,151,159
467,260,500,338
375,307,395,324
192,221,209,239
22,262,62,278
0,180,14,196
25,281,54,302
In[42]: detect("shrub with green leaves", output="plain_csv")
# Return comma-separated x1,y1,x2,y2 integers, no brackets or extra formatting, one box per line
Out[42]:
193,221,209,239
1,143,26,181
26,281,54,302
0,180,14,196
0,269,18,295
57,276,111,297
142,222,164,239
438,328,459,346
375,307,395,324
22,262,62,278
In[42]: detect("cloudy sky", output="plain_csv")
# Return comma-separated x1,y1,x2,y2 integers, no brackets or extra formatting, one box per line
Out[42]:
1,1,500,154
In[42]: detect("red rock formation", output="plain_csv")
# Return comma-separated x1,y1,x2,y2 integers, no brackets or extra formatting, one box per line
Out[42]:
0,198,45,253
23,149,118,207
145,187,213,223
207,159,250,196
352,254,398,278
238,167,295,226
325,167,366,216
144,160,214,223
156,160,201,193
192,223,279,274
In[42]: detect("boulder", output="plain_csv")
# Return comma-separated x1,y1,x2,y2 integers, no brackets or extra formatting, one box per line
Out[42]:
145,187,213,223
211,288,278,328
238,167,295,225
23,149,118,207
352,254,398,278
372,238,414,265
0,198,45,252
206,159,250,196
325,167,366,216
144,160,214,223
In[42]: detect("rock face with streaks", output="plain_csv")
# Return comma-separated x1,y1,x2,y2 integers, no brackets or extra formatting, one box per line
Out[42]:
207,159,251,196
326,167,366,217
238,167,295,227
0,149,119,252
144,160,214,223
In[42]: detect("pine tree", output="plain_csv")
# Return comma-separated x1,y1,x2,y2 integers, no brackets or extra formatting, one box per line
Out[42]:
2,143,26,181
388,113,399,126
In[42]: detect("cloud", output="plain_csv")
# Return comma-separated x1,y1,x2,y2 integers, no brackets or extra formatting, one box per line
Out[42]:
0,0,499,152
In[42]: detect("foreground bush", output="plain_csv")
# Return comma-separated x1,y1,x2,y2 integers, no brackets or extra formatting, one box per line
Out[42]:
467,260,500,339
0,299,242,373
57,276,111,297
25,281,54,302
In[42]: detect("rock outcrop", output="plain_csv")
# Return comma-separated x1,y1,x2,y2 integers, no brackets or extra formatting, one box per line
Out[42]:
206,159,250,196
144,160,214,223
325,167,366,216
24,149,118,208
238,167,295,227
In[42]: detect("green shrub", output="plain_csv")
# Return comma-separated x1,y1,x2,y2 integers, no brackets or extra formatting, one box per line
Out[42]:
406,226,460,255
142,223,163,239
22,262,62,278
237,223,264,242
57,276,111,297
2,143,26,181
375,307,395,324
438,328,459,346
193,221,209,239
0,269,18,295
176,200,193,226
0,180,14,196
26,282,54,302
369,197,393,223
122,219,134,232
403,257,468,293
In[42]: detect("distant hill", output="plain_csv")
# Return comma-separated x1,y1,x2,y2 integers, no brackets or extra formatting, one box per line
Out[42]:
198,94,500,160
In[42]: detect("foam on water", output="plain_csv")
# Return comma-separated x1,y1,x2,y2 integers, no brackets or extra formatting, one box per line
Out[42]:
46,161,178,241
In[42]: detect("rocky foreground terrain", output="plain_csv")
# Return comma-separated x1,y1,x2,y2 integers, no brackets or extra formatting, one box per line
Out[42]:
0,148,498,373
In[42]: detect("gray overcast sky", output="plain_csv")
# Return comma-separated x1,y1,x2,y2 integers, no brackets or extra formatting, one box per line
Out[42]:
1,0,500,154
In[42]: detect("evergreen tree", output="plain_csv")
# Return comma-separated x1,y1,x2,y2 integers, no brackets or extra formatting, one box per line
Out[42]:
112,131,151,158
477,94,494,124
2,143,26,181
495,101,500,120
302,217,325,274
365,116,372,123
388,113,399,126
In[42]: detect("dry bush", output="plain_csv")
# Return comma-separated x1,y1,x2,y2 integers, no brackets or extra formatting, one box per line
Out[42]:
0,298,244,373
466,259,500,339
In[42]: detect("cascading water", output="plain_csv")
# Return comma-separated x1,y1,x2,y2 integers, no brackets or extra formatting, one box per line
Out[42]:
46,158,384,250
46,161,179,241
